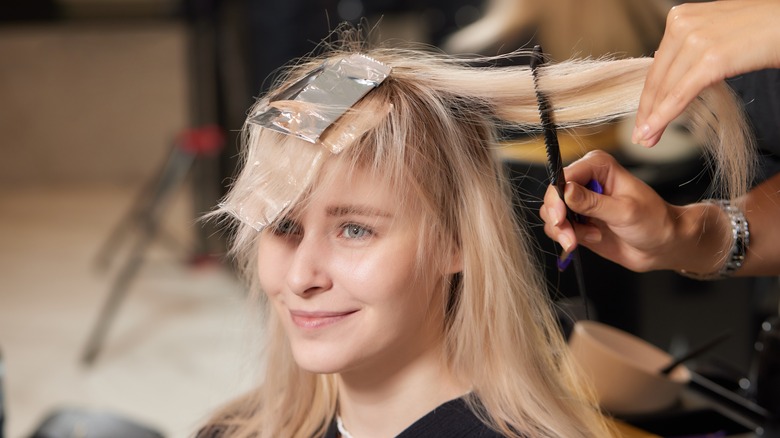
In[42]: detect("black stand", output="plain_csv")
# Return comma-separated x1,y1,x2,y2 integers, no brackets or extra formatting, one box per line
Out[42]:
81,126,223,365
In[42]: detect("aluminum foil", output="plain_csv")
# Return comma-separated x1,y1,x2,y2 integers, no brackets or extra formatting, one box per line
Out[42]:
247,53,391,153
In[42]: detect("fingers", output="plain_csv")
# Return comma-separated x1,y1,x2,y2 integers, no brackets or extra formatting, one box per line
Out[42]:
634,0,780,147
560,179,629,226
540,204,576,253
633,6,687,143
540,150,614,251
542,150,609,224
640,27,726,146
561,149,618,191
637,59,713,147
541,184,606,255
634,3,707,146
541,184,565,226
540,185,575,252
540,150,635,252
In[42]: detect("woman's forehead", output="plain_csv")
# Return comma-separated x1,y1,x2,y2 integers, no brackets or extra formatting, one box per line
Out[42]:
307,161,409,212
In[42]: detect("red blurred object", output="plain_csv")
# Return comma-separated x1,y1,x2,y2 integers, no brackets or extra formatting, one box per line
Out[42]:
176,124,225,155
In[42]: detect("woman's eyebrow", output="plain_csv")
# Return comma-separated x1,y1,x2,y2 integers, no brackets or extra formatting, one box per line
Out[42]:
326,205,393,218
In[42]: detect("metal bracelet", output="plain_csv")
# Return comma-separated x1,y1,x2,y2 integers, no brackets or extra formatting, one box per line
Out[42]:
678,199,750,280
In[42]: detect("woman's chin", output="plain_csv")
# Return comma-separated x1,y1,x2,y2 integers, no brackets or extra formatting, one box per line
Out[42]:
290,346,352,375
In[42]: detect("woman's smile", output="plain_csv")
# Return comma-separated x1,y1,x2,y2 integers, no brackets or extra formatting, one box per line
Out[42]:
289,309,359,330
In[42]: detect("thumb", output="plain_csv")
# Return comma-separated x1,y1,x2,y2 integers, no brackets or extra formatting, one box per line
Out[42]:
563,181,610,220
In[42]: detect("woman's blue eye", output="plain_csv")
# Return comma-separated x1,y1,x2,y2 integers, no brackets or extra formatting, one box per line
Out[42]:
341,224,371,239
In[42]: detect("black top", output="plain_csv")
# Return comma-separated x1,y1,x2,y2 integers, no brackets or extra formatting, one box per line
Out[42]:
196,398,506,438
324,398,505,438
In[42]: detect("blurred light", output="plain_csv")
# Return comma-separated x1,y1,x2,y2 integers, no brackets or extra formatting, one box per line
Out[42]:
337,0,363,22
454,4,481,28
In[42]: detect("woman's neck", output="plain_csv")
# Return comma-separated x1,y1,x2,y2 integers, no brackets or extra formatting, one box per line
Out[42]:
336,343,469,438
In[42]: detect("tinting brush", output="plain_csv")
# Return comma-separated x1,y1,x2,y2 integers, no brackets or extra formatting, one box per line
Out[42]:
530,44,591,319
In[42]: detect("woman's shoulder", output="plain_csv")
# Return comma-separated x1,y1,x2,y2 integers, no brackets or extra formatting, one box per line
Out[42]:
396,397,506,438
198,398,511,438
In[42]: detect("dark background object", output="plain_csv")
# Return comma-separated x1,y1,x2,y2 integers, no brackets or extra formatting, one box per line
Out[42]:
750,316,780,416
0,0,61,22
30,408,164,438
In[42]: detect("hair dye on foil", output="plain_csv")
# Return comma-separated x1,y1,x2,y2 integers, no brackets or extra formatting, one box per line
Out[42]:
218,54,391,231
247,54,391,153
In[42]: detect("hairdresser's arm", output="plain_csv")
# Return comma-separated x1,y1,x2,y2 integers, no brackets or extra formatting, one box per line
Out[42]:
633,0,780,147
540,150,780,276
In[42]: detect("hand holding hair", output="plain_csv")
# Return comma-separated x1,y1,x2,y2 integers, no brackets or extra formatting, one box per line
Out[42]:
633,0,780,147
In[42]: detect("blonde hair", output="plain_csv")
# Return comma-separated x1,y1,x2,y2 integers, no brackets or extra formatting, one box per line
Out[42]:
203,36,753,438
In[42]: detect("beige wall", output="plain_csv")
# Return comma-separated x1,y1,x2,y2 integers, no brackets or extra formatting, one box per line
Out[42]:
0,22,189,185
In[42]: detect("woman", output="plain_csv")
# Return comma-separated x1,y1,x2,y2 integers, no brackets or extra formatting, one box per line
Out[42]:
201,32,752,437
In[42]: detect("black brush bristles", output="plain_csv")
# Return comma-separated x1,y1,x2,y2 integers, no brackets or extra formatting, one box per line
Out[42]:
530,45,566,199
529,44,590,320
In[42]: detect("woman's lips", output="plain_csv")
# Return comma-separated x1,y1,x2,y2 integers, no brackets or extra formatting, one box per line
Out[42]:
289,310,358,329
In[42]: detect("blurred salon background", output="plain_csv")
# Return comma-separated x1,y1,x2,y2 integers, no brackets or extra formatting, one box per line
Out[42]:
1,0,777,437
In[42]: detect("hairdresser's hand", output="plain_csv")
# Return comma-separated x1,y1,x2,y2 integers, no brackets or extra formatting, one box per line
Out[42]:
633,0,780,147
540,151,680,272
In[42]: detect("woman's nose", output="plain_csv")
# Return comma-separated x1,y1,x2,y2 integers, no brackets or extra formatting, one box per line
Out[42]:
285,234,332,296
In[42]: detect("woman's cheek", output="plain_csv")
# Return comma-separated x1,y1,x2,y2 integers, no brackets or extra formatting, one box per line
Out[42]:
257,242,286,298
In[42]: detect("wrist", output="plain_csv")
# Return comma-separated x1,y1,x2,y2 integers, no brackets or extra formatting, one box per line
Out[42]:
646,203,690,271
667,202,727,273
676,200,749,280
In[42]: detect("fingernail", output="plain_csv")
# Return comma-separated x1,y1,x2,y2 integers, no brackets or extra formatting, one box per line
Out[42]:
557,251,573,271
631,126,640,144
640,131,661,148
632,123,651,144
566,182,582,203
559,233,573,252
584,229,602,243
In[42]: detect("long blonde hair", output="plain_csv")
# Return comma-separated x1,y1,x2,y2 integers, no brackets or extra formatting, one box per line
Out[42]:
204,36,753,438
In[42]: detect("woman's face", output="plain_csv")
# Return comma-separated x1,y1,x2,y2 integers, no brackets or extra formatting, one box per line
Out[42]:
257,165,457,378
